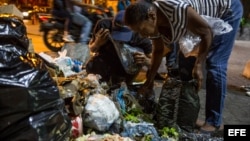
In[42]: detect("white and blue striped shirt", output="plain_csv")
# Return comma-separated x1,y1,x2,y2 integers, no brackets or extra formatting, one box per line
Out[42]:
153,0,231,43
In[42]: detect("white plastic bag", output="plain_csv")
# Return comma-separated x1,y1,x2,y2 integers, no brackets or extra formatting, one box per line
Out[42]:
54,50,77,77
179,33,201,57
83,93,120,132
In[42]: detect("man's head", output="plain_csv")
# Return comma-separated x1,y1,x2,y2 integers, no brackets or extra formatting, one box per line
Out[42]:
111,10,133,42
124,1,158,38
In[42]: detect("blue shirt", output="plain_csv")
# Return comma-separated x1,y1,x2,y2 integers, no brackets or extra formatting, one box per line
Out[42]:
117,0,131,11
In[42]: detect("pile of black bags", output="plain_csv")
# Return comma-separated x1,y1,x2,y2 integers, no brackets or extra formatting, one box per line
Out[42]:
0,15,71,140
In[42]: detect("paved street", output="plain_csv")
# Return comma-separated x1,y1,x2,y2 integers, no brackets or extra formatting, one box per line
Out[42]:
25,21,250,126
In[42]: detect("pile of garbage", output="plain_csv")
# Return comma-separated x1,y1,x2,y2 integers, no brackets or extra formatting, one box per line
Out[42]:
52,72,176,141
53,71,224,141
40,49,224,141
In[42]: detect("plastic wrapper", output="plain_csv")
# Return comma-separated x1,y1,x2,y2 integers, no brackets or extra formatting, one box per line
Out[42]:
180,15,233,57
71,115,83,139
0,24,71,140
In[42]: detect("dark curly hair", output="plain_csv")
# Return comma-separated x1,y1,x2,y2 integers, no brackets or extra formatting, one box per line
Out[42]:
124,1,154,26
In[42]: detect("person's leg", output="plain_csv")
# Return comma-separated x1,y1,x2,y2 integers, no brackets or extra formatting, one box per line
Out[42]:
57,9,74,42
166,43,179,68
63,18,74,42
166,43,179,78
202,0,243,130
79,17,93,44
73,6,93,44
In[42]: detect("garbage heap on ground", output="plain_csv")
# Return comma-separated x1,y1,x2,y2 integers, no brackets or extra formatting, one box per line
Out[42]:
0,14,224,141
52,70,224,141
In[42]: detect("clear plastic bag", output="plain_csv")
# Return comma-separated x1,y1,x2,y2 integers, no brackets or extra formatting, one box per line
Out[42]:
201,15,233,35
110,37,142,75
61,43,90,66
180,15,233,57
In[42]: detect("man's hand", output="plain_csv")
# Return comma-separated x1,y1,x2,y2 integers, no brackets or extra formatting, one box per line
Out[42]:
94,28,110,47
133,52,150,66
138,80,154,96
192,63,203,91
138,69,155,95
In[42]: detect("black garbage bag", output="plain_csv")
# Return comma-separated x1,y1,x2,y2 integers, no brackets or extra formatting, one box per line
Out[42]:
0,15,29,49
0,44,71,140
155,78,182,129
155,78,200,132
177,80,200,132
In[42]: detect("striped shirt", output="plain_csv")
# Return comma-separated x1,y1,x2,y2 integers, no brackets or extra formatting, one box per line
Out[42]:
153,0,231,43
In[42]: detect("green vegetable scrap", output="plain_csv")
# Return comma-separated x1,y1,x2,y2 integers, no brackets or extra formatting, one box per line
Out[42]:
159,127,179,139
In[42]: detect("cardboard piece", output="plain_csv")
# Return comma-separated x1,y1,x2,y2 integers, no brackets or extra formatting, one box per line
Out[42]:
242,60,250,79
0,4,23,19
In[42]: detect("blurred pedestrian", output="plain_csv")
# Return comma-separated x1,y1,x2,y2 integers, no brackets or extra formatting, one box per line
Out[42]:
52,0,74,42
70,0,93,44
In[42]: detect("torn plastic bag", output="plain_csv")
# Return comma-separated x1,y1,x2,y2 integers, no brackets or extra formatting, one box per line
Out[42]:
0,45,71,140
155,78,200,132
0,15,29,49
61,43,90,66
